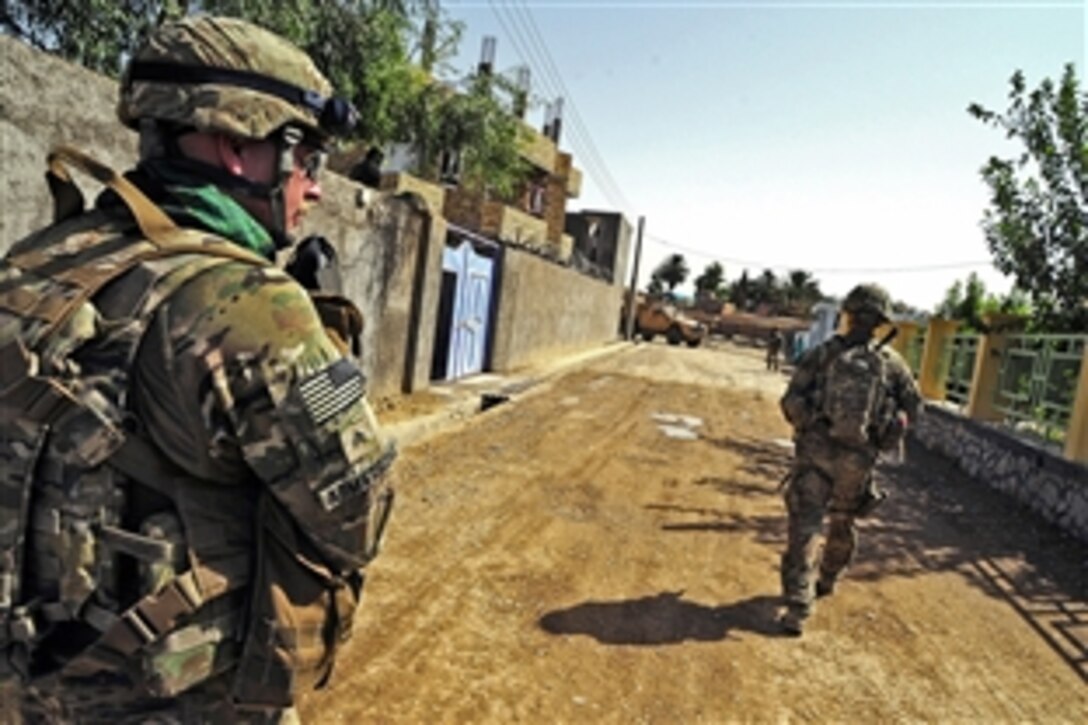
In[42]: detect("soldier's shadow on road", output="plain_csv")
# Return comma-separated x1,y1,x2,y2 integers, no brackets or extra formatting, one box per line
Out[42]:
539,591,787,645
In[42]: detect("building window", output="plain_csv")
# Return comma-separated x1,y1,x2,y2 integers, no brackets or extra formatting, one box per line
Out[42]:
529,184,546,216
439,149,462,184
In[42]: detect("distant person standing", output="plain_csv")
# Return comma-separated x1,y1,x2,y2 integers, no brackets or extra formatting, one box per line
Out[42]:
766,328,783,371
349,146,385,188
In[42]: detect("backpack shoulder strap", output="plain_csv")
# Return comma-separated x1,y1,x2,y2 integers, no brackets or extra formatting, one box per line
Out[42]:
0,146,270,349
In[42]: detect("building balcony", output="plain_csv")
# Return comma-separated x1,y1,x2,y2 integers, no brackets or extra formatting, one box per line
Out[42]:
518,123,558,173
518,124,582,199
379,171,446,215
486,202,549,249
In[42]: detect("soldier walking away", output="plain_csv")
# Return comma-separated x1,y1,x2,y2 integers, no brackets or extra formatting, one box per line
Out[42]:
0,16,394,721
776,284,922,636
765,328,783,371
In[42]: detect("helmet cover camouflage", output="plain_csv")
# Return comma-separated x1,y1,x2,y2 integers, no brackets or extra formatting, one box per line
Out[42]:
118,16,337,142
842,283,891,319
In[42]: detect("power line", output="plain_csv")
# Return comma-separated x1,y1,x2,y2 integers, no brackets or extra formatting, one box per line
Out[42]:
644,233,994,275
484,0,635,215
490,0,630,212
509,0,633,213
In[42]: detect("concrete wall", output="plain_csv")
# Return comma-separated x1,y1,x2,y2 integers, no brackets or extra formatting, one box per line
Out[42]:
298,182,442,398
565,210,633,288
913,404,1088,542
2,35,626,396
1,35,138,253
492,246,623,372
0,35,436,398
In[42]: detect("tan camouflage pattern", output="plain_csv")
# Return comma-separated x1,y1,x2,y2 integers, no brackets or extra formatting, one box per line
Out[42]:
130,260,391,570
778,335,922,620
3,212,391,718
842,283,892,319
17,669,298,723
119,16,333,141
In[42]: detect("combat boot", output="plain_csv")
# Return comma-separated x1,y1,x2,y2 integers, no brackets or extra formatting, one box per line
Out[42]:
854,487,887,518
779,606,806,637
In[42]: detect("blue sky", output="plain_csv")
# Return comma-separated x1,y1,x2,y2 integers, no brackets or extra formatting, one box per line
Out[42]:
441,0,1086,310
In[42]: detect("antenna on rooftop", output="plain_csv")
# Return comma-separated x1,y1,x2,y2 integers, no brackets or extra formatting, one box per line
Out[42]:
478,36,497,76
550,97,564,143
514,65,530,119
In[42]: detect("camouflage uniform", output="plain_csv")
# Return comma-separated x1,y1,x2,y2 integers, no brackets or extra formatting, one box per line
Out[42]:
1,17,390,722
765,329,783,371
777,286,922,632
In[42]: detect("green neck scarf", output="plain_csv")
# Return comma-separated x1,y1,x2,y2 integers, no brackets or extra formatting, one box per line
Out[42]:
141,159,277,259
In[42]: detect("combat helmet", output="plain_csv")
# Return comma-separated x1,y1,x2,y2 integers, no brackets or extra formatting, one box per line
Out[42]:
842,283,891,320
119,15,356,143
117,16,357,247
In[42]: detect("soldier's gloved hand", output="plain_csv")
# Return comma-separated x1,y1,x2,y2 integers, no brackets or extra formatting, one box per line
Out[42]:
878,411,909,451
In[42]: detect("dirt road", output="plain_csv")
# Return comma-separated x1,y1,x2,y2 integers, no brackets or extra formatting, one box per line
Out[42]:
301,341,1087,722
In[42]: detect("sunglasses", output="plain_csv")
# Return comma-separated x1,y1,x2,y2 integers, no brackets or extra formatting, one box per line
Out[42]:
298,146,327,181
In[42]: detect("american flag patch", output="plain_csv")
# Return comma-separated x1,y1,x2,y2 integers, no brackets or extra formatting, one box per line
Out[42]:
298,359,364,425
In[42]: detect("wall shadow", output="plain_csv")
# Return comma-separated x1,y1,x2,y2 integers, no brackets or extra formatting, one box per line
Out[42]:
650,435,1087,682
539,591,787,645
701,434,792,481
855,439,1088,682
645,503,786,546
692,476,774,499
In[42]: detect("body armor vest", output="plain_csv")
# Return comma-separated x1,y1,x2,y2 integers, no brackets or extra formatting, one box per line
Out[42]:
0,148,269,695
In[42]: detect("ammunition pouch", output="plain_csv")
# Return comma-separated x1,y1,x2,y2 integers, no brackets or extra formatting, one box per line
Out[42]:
232,470,393,709
780,394,812,429
309,293,363,358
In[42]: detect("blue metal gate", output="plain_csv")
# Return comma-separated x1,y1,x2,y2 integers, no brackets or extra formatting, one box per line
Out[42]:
441,237,495,380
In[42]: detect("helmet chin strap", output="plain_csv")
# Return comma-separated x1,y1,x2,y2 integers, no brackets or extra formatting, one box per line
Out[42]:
267,126,304,249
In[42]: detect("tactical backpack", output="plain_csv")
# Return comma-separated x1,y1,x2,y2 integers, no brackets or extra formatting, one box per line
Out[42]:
0,147,383,707
820,342,888,449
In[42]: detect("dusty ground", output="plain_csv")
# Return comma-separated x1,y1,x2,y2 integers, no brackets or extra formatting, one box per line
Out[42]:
300,340,1087,723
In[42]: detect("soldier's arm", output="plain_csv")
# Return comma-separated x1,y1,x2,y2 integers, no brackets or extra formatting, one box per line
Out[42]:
135,262,393,573
885,351,924,424
779,344,829,428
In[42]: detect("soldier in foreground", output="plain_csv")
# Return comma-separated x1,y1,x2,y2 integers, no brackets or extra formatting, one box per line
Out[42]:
777,284,922,636
0,16,393,721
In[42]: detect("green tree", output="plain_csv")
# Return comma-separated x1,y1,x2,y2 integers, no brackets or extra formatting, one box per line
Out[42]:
694,261,725,296
937,274,1033,331
957,272,987,328
730,269,752,310
782,269,822,315
968,63,1088,332
652,254,690,293
646,275,665,296
1,1,528,194
423,71,529,199
749,268,782,310
982,287,1033,318
936,279,964,319
1,0,168,76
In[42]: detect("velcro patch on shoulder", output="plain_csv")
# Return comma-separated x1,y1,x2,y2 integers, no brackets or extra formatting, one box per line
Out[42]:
297,358,364,426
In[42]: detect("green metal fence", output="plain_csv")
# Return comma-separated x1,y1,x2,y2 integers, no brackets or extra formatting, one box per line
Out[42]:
941,333,980,408
995,334,1086,445
905,329,926,377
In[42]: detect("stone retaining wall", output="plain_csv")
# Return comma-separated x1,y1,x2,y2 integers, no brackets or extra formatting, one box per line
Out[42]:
913,403,1088,542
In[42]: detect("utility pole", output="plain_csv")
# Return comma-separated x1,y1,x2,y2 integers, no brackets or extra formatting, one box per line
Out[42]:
624,215,645,341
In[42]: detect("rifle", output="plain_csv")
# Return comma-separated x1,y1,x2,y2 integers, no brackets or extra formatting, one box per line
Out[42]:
874,325,898,351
